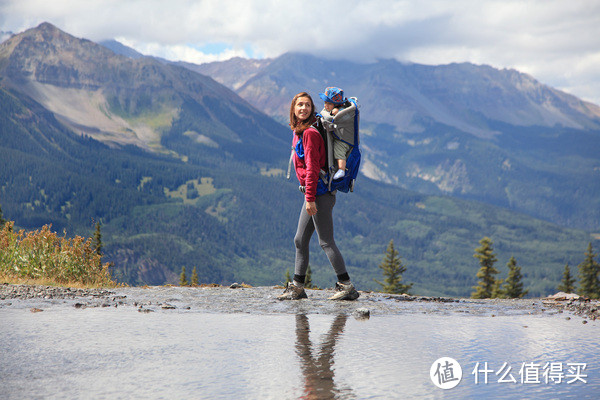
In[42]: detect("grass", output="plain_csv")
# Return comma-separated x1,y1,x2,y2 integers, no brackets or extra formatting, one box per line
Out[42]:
260,167,284,177
163,178,217,204
0,222,116,288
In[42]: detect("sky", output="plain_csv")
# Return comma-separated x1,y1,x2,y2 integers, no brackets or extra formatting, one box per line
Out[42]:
1,0,599,105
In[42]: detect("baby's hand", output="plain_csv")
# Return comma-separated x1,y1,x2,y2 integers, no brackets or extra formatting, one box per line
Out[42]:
332,108,339,115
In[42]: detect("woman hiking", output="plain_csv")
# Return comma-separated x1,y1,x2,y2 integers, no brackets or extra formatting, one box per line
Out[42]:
277,92,359,301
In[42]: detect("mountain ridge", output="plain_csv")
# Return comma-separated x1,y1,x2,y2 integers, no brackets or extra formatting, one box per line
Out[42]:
1,22,597,296
194,52,600,134
0,22,288,158
190,52,600,231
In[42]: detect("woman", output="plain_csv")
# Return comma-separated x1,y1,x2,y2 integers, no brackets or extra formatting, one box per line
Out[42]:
277,92,359,301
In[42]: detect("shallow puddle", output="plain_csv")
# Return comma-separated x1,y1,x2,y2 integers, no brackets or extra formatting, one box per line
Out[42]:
1,307,598,399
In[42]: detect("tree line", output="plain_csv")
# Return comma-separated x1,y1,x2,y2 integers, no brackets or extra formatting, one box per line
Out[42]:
471,237,600,299
374,236,600,299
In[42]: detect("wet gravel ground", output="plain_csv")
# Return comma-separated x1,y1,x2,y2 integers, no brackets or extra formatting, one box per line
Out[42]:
1,283,598,322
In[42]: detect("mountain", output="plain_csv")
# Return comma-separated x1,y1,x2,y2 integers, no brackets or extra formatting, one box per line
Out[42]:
192,53,600,230
99,39,145,59
180,57,272,91
96,39,270,93
0,23,596,297
194,53,600,133
0,22,290,284
0,22,288,161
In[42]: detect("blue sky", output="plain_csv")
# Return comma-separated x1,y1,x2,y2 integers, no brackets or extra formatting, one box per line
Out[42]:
1,0,599,105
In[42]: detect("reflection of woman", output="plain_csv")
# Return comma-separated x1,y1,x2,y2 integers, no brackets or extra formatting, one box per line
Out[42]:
277,92,359,301
295,314,350,399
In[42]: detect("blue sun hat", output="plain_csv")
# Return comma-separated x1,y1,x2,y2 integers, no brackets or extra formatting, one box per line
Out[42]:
319,87,346,105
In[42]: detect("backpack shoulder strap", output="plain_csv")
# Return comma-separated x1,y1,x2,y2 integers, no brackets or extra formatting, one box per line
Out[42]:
312,116,327,145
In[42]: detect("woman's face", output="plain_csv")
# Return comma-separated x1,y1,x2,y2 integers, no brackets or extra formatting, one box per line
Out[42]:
294,96,313,121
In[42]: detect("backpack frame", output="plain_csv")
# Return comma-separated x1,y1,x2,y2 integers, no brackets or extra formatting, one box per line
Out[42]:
287,97,361,195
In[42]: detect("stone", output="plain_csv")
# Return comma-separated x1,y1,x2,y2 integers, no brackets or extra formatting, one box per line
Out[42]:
545,292,580,301
354,308,370,320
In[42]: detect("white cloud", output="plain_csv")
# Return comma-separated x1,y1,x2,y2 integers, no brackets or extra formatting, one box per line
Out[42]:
116,38,249,64
1,0,599,104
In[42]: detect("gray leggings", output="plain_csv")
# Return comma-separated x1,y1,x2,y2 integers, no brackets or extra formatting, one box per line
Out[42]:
294,192,347,278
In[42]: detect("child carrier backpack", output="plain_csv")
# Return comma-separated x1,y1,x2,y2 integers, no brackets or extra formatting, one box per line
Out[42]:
287,97,361,195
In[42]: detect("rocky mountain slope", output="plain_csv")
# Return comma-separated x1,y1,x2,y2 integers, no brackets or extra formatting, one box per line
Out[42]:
194,53,600,134
0,22,288,161
192,53,600,230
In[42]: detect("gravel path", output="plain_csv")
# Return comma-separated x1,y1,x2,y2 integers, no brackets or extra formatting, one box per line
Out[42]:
1,283,598,322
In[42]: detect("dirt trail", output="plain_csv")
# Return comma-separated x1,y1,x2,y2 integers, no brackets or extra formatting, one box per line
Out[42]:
2,283,597,322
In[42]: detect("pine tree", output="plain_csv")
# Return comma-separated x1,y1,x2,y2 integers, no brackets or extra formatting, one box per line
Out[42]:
578,243,600,299
501,256,528,298
284,269,291,285
179,266,188,286
191,267,199,286
557,263,576,293
0,204,6,227
92,221,103,258
471,237,499,299
305,265,314,289
375,240,413,294
491,278,504,299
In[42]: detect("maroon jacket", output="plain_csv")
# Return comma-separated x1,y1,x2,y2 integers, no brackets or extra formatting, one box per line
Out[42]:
292,127,326,202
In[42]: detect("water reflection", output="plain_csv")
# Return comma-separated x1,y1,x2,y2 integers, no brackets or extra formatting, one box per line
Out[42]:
1,308,599,399
295,314,353,399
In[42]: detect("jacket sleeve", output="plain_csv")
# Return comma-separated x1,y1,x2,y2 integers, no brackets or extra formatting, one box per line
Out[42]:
302,127,322,202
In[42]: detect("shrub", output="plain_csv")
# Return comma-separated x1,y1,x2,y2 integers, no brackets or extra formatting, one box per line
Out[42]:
0,221,114,287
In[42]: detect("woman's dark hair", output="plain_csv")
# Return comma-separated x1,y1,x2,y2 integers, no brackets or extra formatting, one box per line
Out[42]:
289,92,316,133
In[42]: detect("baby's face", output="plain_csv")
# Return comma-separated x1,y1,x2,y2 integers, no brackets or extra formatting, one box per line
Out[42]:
324,102,335,112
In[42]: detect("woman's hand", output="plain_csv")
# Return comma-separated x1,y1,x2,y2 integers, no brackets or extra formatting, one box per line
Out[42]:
306,201,317,216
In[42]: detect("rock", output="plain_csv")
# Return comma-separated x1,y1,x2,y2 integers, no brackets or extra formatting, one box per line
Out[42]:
545,292,580,301
354,308,370,320
0,284,119,302
138,308,153,313
229,283,243,289
30,308,43,313
160,303,176,309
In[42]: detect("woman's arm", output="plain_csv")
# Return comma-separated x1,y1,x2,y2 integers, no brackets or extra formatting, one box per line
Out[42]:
302,127,323,203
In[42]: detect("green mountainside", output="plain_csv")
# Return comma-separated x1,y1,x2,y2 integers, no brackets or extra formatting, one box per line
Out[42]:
0,83,594,297
193,54,600,231
0,23,597,297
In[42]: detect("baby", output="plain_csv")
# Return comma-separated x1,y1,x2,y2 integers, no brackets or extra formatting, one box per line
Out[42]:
319,87,351,180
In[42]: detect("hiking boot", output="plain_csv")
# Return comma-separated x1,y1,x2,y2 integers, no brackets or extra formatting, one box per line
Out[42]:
328,282,360,301
277,282,308,300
